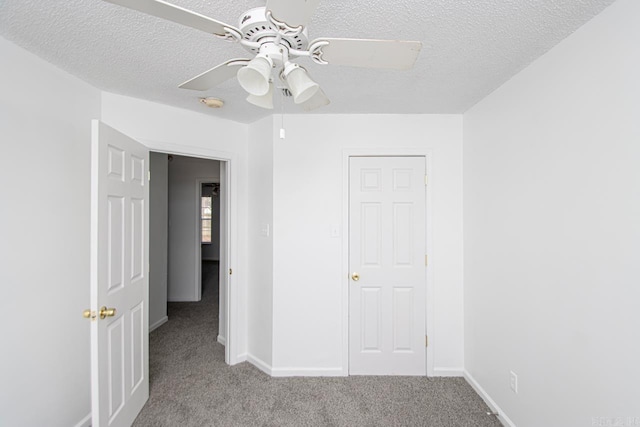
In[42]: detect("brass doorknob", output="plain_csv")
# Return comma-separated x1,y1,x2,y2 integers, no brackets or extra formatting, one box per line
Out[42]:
351,272,360,281
99,306,117,319
82,309,94,320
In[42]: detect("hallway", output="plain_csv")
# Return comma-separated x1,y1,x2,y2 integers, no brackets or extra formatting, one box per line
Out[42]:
134,261,226,425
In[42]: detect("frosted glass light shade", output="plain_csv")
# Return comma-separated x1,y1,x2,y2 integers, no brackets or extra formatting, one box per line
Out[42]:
301,88,330,111
237,56,272,96
247,83,274,109
284,65,320,104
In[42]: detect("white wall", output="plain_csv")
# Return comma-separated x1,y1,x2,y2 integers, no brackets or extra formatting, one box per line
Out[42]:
100,92,250,358
167,155,219,301
463,0,640,425
149,152,169,330
271,114,464,374
0,37,100,426
246,116,274,370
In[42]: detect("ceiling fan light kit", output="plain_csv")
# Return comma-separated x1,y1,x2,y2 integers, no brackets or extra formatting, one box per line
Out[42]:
246,82,275,110
104,0,422,111
282,63,319,104
237,53,273,96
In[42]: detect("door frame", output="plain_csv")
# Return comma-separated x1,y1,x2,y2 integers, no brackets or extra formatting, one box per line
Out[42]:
142,139,239,365
341,148,434,376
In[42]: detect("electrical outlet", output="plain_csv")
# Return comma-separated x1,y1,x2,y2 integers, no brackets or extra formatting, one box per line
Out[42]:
510,371,518,394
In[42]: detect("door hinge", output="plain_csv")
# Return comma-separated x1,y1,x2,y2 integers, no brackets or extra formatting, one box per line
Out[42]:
425,175,428,186
148,170,151,181
425,335,428,347
229,268,233,275
425,255,428,266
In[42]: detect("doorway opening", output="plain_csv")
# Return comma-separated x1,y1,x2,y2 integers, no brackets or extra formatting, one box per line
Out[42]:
199,180,222,343
148,152,230,362
89,122,240,424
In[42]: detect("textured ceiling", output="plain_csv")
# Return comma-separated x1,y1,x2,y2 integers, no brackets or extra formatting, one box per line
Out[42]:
0,0,615,123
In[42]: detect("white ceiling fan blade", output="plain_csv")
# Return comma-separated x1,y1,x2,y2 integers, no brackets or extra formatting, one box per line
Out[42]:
301,88,330,111
179,59,250,91
265,0,320,28
104,0,239,36
312,38,422,70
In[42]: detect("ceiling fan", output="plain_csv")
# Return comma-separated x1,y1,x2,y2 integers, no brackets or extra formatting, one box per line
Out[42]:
104,0,422,111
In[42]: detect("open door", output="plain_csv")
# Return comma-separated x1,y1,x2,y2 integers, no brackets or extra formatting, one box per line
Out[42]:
90,121,149,426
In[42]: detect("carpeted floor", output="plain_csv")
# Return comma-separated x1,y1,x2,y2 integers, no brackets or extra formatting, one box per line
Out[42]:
133,261,500,427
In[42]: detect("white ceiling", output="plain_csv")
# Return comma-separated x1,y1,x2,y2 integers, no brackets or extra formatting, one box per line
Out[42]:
0,0,615,123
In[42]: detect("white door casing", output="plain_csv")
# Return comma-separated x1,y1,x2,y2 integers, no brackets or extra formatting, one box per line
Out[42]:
90,121,149,426
141,141,234,364
349,156,426,375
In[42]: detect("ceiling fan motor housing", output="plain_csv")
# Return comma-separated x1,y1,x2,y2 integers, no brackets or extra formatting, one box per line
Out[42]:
238,7,309,55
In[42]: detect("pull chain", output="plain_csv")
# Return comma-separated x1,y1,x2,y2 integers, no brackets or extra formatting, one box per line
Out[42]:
280,88,286,139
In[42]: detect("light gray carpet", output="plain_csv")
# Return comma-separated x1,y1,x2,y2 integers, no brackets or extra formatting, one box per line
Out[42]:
133,261,500,427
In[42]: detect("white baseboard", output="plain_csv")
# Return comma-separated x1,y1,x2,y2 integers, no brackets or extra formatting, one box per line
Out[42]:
149,316,168,333
235,352,343,377
217,335,226,346
74,412,91,427
271,367,347,377
433,367,464,377
464,370,516,427
246,353,273,376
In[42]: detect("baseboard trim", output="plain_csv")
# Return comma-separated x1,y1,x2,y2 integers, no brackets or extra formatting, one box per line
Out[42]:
271,367,347,377
149,316,168,332
246,353,273,375
217,335,226,346
235,353,344,377
464,370,516,427
74,412,91,427
433,367,464,377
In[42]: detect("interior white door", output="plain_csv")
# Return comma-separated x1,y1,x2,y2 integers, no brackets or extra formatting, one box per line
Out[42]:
349,156,426,375
90,120,149,426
